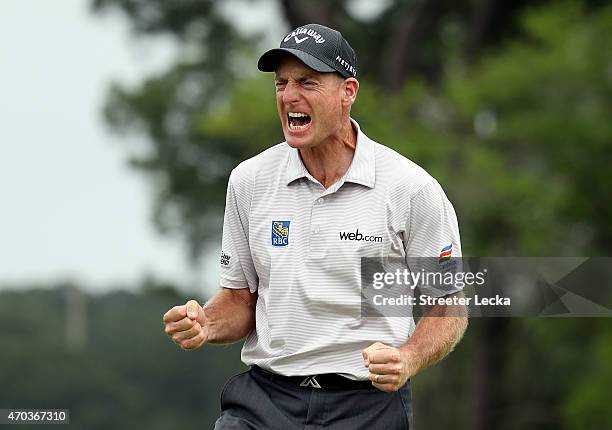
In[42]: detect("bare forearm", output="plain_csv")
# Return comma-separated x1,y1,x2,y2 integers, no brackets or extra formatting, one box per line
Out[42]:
399,293,468,375
203,287,256,344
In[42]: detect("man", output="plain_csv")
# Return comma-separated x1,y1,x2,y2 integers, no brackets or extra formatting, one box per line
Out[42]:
163,24,467,429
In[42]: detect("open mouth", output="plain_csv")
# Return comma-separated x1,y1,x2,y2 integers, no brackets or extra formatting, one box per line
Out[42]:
287,112,312,131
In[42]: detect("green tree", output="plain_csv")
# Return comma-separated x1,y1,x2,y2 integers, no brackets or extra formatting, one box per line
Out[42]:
0,284,245,429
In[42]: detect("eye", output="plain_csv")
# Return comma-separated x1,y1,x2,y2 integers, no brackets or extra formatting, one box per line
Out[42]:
275,81,286,90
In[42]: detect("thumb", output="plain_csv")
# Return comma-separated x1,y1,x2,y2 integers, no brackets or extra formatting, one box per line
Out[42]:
362,342,387,366
186,300,203,322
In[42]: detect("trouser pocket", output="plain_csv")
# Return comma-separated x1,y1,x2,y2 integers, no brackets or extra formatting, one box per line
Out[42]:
398,380,413,429
220,370,250,410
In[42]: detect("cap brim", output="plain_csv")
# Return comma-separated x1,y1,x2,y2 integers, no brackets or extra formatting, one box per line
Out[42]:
257,48,336,74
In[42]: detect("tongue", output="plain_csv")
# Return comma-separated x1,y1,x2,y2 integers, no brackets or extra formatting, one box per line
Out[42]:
292,116,311,126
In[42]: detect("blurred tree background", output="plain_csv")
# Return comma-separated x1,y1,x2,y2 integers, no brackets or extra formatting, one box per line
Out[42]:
2,0,611,428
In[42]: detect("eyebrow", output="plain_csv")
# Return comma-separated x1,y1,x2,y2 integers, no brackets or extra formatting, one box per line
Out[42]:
274,72,319,81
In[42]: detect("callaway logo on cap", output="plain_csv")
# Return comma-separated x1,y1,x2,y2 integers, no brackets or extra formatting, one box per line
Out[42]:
258,24,358,78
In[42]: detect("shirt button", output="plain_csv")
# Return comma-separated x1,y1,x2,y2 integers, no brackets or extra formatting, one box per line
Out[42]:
314,227,320,234
317,198,324,204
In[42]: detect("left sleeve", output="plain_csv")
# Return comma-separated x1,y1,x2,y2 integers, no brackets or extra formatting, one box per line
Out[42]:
219,170,259,293
404,179,463,297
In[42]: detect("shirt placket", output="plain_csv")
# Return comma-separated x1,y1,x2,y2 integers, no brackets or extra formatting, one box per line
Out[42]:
309,192,327,260
308,178,346,260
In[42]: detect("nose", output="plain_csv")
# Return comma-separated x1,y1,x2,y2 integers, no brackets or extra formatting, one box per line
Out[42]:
282,81,300,105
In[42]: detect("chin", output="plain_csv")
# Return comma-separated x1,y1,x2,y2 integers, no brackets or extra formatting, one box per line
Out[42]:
285,137,306,148
286,136,320,150
283,128,316,149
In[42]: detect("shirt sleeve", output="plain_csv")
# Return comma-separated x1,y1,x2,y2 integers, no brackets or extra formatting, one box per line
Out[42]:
404,179,463,297
219,170,258,293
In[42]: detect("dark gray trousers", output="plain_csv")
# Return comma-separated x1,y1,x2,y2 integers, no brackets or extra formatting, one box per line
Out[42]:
214,368,412,429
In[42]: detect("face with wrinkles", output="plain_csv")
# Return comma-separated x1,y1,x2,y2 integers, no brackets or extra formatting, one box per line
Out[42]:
274,56,351,149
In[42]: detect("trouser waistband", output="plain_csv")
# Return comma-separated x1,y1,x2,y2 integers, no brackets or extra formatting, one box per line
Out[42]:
251,365,375,390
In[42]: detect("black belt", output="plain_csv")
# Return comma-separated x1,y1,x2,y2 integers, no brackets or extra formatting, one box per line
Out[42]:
251,365,375,390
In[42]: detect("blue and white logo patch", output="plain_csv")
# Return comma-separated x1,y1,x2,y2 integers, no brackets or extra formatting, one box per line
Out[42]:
271,221,290,246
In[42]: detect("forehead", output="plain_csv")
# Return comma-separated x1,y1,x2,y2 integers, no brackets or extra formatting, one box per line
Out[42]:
274,55,325,79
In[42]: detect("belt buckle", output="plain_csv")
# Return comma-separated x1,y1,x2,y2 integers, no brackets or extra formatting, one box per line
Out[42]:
299,375,322,388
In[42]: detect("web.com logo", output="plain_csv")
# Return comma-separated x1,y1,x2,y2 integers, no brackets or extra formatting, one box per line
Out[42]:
339,229,383,243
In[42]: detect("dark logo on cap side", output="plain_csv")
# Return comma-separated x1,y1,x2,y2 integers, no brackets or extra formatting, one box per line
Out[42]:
335,55,357,77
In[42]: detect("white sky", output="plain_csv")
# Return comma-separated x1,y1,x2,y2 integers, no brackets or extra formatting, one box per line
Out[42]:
0,0,383,295
0,0,282,295
0,0,186,292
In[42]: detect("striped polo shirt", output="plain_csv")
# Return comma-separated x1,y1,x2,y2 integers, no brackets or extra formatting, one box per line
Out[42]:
219,118,462,379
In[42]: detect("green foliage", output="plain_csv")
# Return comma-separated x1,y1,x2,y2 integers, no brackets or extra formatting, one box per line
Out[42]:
357,1,612,257
443,1,612,255
0,286,245,430
564,323,612,428
196,75,281,154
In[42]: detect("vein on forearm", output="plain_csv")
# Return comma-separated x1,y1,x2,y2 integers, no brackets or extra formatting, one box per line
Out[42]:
203,289,256,344
402,294,468,374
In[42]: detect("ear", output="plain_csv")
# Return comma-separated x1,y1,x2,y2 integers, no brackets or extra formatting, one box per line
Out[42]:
341,77,359,108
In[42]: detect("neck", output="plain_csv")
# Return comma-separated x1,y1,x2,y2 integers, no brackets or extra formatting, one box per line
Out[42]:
299,118,357,188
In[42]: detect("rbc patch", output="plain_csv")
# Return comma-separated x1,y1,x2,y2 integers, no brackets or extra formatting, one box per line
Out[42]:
271,221,290,246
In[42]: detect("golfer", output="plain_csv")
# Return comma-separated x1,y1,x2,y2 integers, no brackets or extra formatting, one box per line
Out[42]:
163,23,468,429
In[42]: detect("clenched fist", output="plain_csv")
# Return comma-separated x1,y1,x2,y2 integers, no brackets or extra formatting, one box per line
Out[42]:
362,342,414,392
163,300,208,350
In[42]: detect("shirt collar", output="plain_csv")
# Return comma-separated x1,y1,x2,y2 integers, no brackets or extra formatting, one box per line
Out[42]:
285,118,376,188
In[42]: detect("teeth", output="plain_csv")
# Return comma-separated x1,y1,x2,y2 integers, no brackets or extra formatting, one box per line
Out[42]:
287,111,311,131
